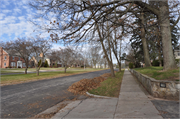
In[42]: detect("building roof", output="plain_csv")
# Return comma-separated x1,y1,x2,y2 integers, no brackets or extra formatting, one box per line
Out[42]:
3,49,21,56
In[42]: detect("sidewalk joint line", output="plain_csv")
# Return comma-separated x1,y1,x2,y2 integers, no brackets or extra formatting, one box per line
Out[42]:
61,98,87,119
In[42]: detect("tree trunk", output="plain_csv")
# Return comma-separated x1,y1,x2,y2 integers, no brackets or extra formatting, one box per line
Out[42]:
158,53,162,67
109,63,115,76
157,19,163,67
101,40,115,77
140,13,152,67
118,62,121,72
104,61,107,69
112,50,121,72
158,41,162,67
36,70,39,76
95,21,115,77
159,1,176,70
119,38,122,72
25,67,28,74
64,66,67,73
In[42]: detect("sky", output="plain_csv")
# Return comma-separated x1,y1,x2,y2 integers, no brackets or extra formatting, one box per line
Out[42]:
1,0,178,64
0,0,62,50
0,0,120,64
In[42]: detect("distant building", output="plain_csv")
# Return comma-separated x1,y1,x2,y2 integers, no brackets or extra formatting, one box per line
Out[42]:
93,64,108,69
0,47,26,68
174,50,180,60
30,53,62,67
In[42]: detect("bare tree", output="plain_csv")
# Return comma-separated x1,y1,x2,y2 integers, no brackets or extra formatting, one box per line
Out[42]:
31,37,51,76
90,46,101,68
46,50,61,67
1,38,33,74
29,0,180,70
59,47,75,73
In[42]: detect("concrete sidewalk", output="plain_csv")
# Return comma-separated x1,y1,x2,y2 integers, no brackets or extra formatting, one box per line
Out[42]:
51,69,163,119
114,70,163,119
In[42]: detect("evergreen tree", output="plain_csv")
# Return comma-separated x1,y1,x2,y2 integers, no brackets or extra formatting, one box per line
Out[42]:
44,60,49,67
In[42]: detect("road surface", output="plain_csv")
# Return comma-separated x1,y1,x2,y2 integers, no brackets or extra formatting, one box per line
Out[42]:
1,69,111,118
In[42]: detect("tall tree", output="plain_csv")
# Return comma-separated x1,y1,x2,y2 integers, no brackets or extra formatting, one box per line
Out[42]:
30,0,180,70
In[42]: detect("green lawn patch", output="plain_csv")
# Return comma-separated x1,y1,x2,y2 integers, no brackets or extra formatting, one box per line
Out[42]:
134,66,179,81
88,70,124,97
1,68,105,86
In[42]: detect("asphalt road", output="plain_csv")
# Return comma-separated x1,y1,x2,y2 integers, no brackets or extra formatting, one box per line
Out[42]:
151,100,179,119
1,69,111,118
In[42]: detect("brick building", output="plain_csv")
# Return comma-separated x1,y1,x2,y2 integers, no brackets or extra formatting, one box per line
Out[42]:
0,47,26,68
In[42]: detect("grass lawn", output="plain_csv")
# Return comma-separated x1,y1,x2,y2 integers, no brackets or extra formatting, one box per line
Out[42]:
0,67,65,74
1,68,106,86
1,67,102,74
134,66,179,81
88,70,124,97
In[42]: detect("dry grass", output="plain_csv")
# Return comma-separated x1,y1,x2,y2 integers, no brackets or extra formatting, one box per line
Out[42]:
68,71,124,97
68,75,108,95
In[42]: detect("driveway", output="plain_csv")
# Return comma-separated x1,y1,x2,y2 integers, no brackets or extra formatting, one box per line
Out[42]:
1,69,111,118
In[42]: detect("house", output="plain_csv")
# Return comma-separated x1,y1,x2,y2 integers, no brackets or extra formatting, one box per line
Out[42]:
0,47,26,68
29,53,62,67
174,50,180,60
93,64,108,69
30,53,49,67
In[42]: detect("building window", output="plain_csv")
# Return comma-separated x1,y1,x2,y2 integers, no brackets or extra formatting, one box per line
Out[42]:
4,63,6,67
23,63,26,67
19,57,20,61
4,56,6,60
12,56,14,60
11,62,16,67
178,53,180,56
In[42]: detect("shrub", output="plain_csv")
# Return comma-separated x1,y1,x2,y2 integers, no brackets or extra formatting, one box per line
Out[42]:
152,60,164,66
18,66,21,68
55,62,57,67
175,59,179,64
135,62,141,68
152,60,159,66
129,63,134,69
44,60,49,67
8,66,12,68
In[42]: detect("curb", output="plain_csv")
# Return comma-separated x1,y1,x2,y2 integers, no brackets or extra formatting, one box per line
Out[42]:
35,100,73,117
86,92,117,99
